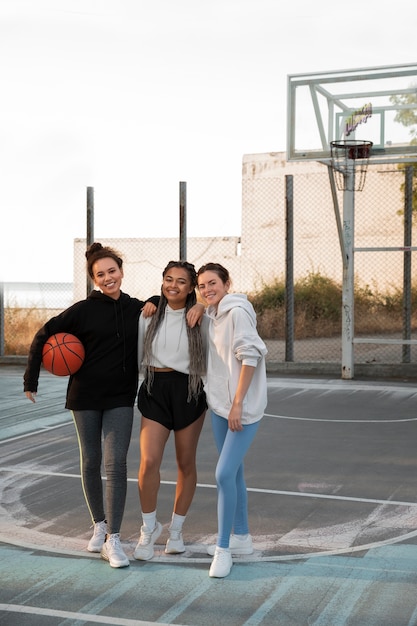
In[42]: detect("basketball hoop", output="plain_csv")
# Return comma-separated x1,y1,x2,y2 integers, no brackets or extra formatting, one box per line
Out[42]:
330,140,373,191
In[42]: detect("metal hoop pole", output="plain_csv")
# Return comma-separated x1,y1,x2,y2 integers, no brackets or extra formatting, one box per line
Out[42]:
342,183,355,379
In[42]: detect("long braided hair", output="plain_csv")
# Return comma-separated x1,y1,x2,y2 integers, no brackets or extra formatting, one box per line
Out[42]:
142,261,206,401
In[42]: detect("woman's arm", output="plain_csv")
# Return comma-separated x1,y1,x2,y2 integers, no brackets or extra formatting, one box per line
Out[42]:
228,364,256,431
142,301,157,318
186,302,205,328
142,295,160,318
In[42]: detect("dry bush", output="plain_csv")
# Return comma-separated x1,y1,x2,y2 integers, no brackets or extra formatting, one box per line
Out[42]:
256,307,285,339
4,307,59,355
354,282,417,335
252,273,417,340
256,305,341,340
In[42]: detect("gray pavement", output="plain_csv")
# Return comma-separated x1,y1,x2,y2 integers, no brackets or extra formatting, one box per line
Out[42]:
1,365,417,625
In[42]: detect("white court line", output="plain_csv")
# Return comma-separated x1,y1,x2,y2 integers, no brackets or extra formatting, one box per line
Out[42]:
1,466,416,508
2,466,417,564
0,604,176,626
267,379,417,393
0,421,73,443
1,412,415,448
2,401,416,449
2,390,417,565
252,528,417,562
265,413,417,423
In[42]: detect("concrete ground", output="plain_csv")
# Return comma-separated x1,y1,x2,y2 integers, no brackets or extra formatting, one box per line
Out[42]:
1,365,417,625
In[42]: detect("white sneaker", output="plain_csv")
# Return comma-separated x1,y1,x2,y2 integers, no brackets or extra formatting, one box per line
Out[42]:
133,521,162,561
165,529,185,554
207,534,253,556
87,520,107,553
100,534,129,568
209,547,233,578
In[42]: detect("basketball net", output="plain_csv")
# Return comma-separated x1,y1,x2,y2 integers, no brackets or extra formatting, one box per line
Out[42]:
330,140,373,192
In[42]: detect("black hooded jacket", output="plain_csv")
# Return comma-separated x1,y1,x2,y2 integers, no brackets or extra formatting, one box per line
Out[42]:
23,290,158,410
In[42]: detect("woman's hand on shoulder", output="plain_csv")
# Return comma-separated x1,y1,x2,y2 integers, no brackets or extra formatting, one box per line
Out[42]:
142,301,157,318
186,302,205,327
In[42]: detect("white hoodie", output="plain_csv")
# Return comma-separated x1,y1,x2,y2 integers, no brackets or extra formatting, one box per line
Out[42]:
203,293,268,425
138,305,190,373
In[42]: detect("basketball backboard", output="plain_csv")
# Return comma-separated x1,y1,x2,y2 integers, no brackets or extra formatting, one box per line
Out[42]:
287,63,417,162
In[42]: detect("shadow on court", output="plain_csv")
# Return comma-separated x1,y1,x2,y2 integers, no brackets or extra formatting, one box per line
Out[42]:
1,365,417,625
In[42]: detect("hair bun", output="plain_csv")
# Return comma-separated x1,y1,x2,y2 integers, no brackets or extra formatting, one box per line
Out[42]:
85,242,103,260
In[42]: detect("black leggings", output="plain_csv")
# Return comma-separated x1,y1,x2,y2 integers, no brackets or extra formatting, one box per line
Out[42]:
71,407,134,534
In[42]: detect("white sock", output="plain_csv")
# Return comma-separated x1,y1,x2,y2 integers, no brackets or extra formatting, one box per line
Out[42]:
169,512,186,533
142,511,157,532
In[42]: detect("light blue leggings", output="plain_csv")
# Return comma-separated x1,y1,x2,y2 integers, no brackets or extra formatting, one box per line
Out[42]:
211,411,260,548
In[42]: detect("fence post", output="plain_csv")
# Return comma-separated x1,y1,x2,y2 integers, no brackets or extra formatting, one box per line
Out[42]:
86,187,94,297
0,282,4,356
285,175,294,361
402,165,413,363
341,171,355,379
179,182,187,260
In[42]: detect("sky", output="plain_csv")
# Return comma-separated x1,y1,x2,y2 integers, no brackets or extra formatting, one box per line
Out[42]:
1,0,417,282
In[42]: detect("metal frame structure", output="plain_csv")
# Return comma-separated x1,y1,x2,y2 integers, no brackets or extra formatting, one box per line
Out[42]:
287,63,417,163
287,63,417,378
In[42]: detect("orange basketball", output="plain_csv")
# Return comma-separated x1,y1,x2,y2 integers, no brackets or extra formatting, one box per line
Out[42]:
42,333,85,376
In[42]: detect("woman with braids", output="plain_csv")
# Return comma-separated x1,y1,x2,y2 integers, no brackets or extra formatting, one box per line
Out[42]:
133,261,207,561
24,243,159,569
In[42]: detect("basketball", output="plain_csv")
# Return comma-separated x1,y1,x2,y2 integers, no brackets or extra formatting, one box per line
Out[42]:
42,333,85,376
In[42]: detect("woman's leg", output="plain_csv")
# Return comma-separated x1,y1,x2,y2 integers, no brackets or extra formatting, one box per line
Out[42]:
138,416,170,514
72,410,105,523
232,463,249,535
211,412,260,548
134,417,170,560
172,412,205,516
102,407,134,534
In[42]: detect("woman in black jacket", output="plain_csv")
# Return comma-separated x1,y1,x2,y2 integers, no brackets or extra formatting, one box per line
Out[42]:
24,242,158,568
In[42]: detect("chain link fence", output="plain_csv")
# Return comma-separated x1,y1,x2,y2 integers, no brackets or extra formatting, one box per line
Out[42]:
2,154,416,373
241,154,417,367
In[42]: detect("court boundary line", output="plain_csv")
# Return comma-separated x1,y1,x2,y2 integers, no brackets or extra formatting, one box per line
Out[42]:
265,413,417,423
1,466,417,508
0,603,173,626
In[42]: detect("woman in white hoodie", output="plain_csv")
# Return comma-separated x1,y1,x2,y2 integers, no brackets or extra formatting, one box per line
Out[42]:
197,262,267,578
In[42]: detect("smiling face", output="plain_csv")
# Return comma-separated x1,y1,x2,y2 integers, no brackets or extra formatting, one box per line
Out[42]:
197,270,230,309
162,266,194,309
92,257,124,300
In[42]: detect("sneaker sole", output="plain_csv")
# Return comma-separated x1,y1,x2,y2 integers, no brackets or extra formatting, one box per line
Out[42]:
209,563,233,578
165,547,186,554
87,545,104,553
101,551,130,568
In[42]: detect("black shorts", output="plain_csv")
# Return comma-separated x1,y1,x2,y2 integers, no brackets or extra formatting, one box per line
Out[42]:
137,371,207,431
